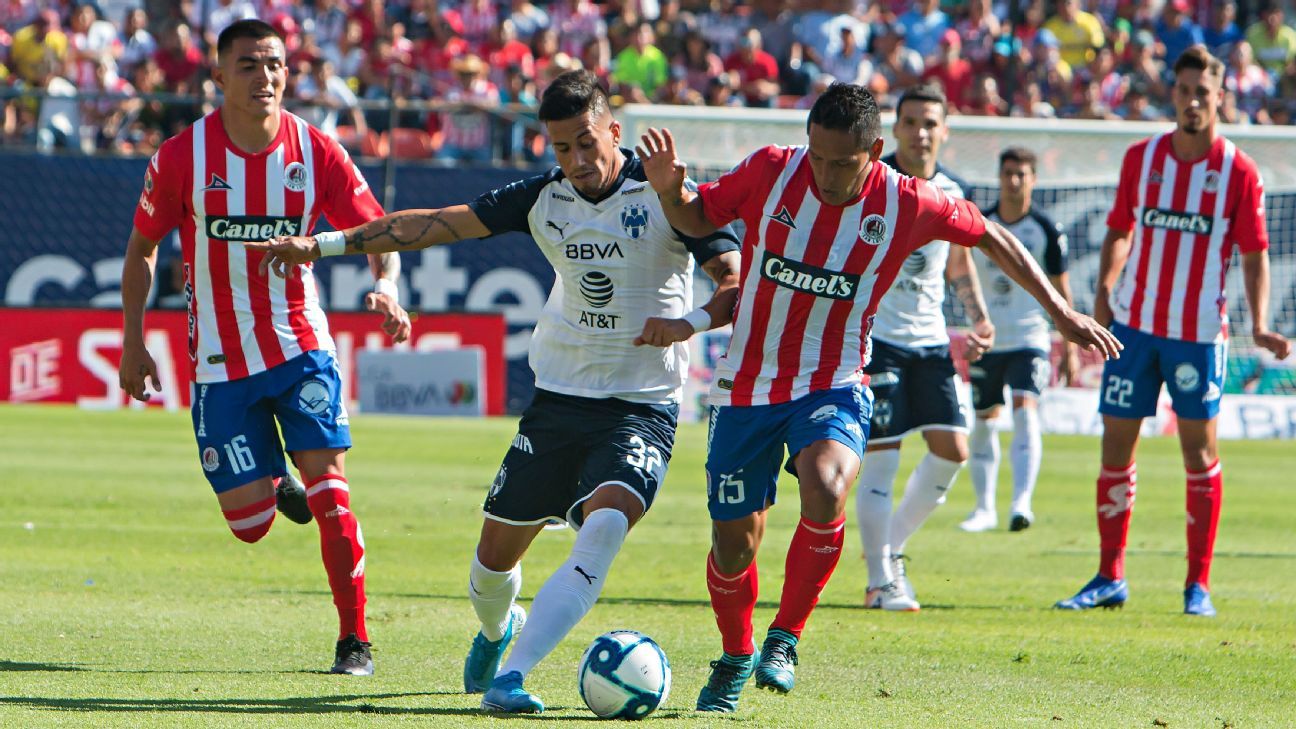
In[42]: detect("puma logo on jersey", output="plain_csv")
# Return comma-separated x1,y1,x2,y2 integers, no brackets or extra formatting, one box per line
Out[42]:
546,220,570,238
574,566,598,584
768,205,797,229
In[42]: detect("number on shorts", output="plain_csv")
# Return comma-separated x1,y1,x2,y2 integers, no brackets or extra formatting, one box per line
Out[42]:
716,473,745,505
223,435,256,475
1103,375,1134,408
625,434,663,473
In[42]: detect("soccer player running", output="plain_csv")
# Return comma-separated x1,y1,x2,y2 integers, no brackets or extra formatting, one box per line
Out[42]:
853,84,996,612
250,71,741,714
117,20,411,675
961,146,1079,534
1056,47,1290,617
637,82,1120,713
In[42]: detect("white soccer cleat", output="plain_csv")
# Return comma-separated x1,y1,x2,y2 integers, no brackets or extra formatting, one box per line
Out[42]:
865,581,920,612
890,553,916,600
959,510,998,533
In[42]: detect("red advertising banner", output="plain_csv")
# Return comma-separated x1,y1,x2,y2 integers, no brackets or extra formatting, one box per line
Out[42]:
2,308,507,415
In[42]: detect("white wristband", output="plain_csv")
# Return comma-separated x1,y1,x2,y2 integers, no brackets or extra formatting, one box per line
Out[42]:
314,230,346,257
683,307,712,333
373,277,398,299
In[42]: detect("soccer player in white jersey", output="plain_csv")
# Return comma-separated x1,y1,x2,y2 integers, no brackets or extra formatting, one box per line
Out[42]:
638,83,1120,713
117,20,410,675
1057,47,1290,616
961,147,1079,534
853,84,995,612
251,71,742,714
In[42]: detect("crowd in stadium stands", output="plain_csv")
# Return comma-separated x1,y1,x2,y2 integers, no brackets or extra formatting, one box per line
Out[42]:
2,0,1295,159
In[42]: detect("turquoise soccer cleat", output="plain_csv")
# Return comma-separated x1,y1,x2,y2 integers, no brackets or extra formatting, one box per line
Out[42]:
754,629,799,694
1055,574,1129,610
481,670,544,714
1183,583,1217,617
463,605,526,693
695,651,758,713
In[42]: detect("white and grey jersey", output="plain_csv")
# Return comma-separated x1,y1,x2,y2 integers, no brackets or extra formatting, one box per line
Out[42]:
469,149,739,405
870,156,970,349
978,205,1068,352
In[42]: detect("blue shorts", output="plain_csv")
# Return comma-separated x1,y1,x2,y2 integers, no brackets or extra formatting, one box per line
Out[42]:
1099,322,1227,421
191,350,351,493
705,385,870,521
969,348,1050,411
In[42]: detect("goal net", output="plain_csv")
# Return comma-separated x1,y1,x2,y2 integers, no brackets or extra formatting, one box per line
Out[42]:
621,106,1296,402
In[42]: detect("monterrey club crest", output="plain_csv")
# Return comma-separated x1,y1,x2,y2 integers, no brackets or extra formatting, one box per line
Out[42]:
859,214,888,245
620,203,649,239
284,161,309,193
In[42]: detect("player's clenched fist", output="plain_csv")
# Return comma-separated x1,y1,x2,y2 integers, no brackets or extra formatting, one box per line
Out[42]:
118,341,161,402
246,235,322,278
634,317,696,347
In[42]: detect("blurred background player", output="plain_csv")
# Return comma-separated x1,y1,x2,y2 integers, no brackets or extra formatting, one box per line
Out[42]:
117,19,409,676
853,84,995,612
961,146,1078,533
251,71,741,715
1057,47,1291,617
638,83,1121,714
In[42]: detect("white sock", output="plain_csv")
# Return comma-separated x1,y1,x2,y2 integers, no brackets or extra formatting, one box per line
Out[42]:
1010,405,1042,515
469,555,522,641
968,418,1000,514
889,452,964,552
499,508,629,678
856,449,901,588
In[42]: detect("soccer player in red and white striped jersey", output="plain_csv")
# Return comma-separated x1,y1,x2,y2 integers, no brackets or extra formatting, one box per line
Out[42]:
639,83,1121,713
117,20,410,674
1057,47,1291,617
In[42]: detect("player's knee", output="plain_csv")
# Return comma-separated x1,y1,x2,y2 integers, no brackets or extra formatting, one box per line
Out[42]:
582,483,645,526
931,440,969,464
221,495,277,544
711,526,760,572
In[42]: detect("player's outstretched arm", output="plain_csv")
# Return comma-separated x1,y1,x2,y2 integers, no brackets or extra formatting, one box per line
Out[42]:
1049,271,1081,384
977,220,1123,360
248,205,491,277
946,245,995,362
1242,250,1292,359
1093,227,1132,328
119,227,163,402
637,127,719,239
635,251,741,347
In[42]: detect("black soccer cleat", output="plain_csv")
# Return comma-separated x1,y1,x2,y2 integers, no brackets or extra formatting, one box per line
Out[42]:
275,471,313,525
330,634,374,675
1009,512,1033,532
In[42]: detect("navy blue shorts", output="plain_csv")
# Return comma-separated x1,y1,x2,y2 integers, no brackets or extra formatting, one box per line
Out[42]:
484,390,678,529
191,350,350,493
705,385,870,521
969,348,1051,411
1099,321,1226,420
863,340,966,444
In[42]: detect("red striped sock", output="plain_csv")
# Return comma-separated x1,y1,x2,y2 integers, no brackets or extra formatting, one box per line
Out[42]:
1096,463,1137,580
706,552,757,656
222,496,276,543
306,474,368,642
1185,460,1223,588
770,514,845,638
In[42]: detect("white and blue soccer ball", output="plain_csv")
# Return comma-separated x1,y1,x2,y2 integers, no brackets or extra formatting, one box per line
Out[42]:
578,630,671,720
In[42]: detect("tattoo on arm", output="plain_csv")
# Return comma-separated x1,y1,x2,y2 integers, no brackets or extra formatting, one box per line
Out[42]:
347,211,462,253
951,274,987,324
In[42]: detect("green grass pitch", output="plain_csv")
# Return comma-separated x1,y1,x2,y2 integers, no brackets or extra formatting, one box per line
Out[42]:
2,404,1294,727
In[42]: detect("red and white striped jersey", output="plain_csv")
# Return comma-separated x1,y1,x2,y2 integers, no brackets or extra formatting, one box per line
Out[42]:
1106,132,1267,343
133,109,384,383
698,145,987,407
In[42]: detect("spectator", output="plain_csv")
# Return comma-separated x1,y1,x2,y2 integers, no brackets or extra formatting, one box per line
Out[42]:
1219,88,1248,125
896,0,948,60
1226,40,1274,123
0,1,38,35
297,57,365,140
1202,0,1243,58
31,57,80,151
328,19,368,81
1070,78,1119,119
508,0,551,42
437,53,498,162
1078,44,1125,111
1010,79,1058,117
80,55,134,151
311,0,349,53
349,0,387,47
1014,0,1046,48
531,27,561,78
1043,0,1104,69
723,27,780,107
1118,81,1165,120
675,30,724,95
118,8,156,76
484,20,536,85
966,73,1007,115
1120,29,1168,101
871,20,923,104
496,63,540,161
202,0,257,51
460,0,498,49
704,71,740,106
68,3,121,90
580,36,612,87
923,28,974,110
153,22,203,92
655,64,704,104
10,10,67,84
1246,0,1296,76
820,22,871,84
551,0,606,59
612,22,669,98
1155,0,1204,68
698,0,747,59
955,0,1000,71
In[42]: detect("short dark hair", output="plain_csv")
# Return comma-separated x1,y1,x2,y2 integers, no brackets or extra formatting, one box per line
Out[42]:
1173,45,1225,80
895,83,948,119
999,146,1037,173
806,82,882,151
538,70,610,122
217,19,281,59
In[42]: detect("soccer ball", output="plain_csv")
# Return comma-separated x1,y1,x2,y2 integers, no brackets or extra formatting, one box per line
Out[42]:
577,630,671,720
